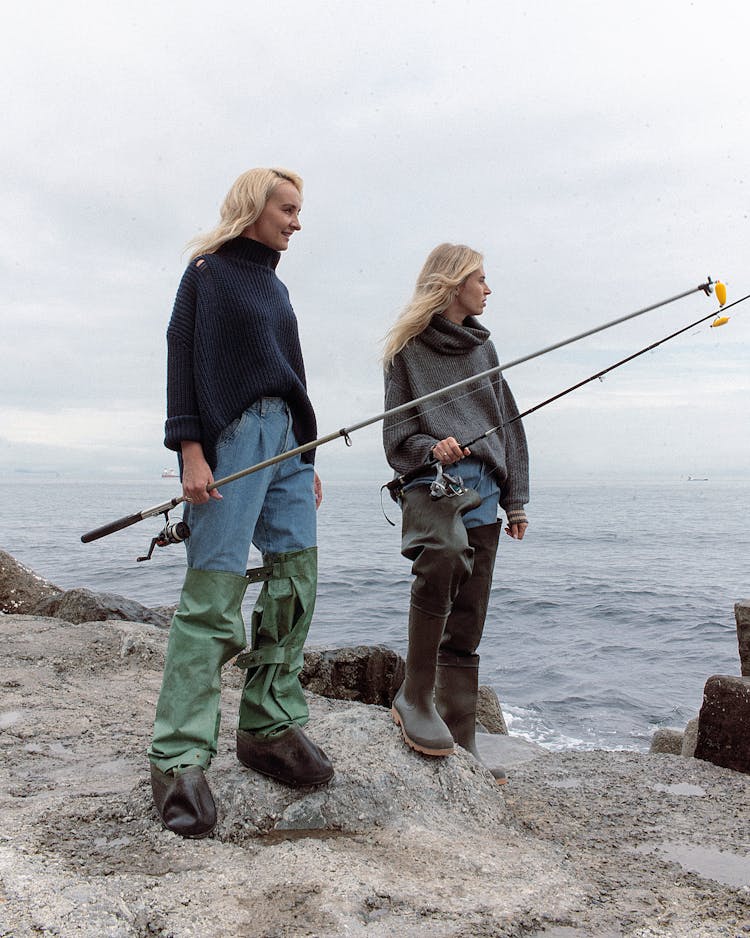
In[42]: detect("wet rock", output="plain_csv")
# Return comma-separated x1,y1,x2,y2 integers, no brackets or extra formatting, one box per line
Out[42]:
477,683,509,734
694,674,750,774
301,645,405,706
736,599,750,676
0,549,62,614
650,727,684,755
475,731,548,769
33,587,171,629
681,715,699,758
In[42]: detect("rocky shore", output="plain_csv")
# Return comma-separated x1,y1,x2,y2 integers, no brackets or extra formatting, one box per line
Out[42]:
1,551,749,937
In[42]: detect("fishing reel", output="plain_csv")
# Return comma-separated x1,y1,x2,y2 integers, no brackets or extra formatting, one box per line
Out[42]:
137,512,190,562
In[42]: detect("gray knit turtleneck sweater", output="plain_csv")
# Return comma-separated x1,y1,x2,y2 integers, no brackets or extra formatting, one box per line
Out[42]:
383,314,529,517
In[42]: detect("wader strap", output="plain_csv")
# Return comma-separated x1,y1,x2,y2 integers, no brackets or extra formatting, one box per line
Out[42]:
245,556,300,584
234,646,304,670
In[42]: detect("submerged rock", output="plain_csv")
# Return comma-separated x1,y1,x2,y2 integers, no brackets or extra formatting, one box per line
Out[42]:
650,727,684,755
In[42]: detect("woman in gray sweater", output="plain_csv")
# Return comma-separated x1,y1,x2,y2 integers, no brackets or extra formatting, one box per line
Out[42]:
382,243,529,783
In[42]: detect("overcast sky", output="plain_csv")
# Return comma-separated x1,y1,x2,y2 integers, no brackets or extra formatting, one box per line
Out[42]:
2,0,748,485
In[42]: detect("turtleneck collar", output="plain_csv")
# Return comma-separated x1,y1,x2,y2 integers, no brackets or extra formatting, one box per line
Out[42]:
418,313,491,356
218,236,281,270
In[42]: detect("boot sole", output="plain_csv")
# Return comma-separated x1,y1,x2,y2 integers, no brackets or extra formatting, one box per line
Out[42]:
391,707,455,757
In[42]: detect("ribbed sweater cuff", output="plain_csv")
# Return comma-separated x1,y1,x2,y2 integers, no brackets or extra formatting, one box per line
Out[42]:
164,415,202,451
505,508,528,526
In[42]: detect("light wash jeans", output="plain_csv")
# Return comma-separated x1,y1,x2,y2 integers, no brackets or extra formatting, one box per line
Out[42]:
148,398,317,772
183,397,316,572
402,457,499,529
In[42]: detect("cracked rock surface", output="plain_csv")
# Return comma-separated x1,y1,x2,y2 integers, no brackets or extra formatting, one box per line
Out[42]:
1,614,748,937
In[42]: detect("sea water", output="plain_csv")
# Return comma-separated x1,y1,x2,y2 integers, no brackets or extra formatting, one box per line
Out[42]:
2,477,748,752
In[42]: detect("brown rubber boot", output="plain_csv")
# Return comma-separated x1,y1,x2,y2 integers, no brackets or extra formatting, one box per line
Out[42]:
392,606,455,757
236,724,333,787
150,764,217,838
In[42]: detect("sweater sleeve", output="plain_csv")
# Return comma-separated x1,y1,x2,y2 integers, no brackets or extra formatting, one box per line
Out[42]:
497,376,530,519
164,262,204,452
382,358,438,473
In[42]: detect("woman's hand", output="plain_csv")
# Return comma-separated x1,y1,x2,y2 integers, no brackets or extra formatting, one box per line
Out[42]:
505,521,528,540
432,436,470,466
181,441,222,504
313,471,323,509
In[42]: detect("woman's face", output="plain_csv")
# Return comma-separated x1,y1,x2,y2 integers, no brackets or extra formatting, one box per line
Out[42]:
242,181,302,251
443,266,491,324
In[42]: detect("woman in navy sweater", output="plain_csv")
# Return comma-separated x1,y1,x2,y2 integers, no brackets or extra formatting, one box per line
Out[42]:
149,168,332,838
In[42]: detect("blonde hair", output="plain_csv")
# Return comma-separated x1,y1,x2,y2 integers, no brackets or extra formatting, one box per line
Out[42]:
187,167,303,260
382,243,483,367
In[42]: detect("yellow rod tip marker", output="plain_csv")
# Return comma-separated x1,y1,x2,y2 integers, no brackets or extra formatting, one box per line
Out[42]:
711,316,729,328
715,281,727,306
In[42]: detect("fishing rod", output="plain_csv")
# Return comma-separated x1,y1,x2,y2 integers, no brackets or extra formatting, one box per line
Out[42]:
385,289,747,499
80,278,727,550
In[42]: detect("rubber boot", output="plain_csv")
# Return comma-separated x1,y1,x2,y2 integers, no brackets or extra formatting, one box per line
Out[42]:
435,653,507,784
149,567,249,774
150,764,217,838
436,521,507,783
391,606,455,756
237,724,333,787
235,547,333,785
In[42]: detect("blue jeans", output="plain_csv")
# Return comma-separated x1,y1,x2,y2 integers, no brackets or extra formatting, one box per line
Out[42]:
148,399,318,770
402,457,499,529
183,398,316,572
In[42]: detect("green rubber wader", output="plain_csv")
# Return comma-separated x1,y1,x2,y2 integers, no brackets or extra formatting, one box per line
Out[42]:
148,568,249,774
235,547,317,738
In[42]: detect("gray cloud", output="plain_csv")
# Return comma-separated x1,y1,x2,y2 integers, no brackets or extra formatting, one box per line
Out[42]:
2,0,748,482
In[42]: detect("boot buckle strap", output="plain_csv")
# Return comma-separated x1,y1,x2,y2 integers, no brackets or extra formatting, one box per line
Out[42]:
234,646,303,670
245,557,300,583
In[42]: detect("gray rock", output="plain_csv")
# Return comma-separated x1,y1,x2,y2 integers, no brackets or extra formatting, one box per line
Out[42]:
127,701,508,841
694,674,750,774
475,731,548,769
4,613,750,938
650,727,684,755
0,549,62,614
34,587,171,629
736,598,750,676
681,715,699,758
301,645,405,706
477,683,508,734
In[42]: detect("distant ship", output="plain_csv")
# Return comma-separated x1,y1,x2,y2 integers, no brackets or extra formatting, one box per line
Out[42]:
686,475,708,482
161,468,179,479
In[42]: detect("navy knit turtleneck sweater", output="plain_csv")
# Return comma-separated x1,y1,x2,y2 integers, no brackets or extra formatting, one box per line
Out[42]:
164,237,317,470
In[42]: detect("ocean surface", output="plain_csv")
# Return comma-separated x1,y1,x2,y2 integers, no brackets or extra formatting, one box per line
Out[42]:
2,477,748,753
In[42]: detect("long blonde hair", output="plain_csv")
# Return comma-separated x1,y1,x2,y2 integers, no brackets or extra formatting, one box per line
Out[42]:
382,243,483,367
187,167,303,260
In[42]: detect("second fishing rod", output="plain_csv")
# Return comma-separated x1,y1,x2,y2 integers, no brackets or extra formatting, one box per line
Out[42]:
384,290,746,499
